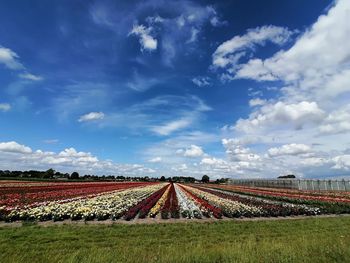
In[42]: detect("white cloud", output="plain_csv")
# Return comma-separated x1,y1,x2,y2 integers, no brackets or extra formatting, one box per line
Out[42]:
18,73,43,81
222,139,261,162
319,105,350,135
332,155,350,171
210,15,227,27
78,112,105,122
249,98,266,107
192,76,210,87
235,101,324,133
267,143,312,157
201,157,226,165
233,0,350,95
214,0,350,179
0,141,32,154
212,25,294,69
187,27,200,43
184,144,204,157
0,45,42,84
0,141,156,176
148,157,162,163
0,46,23,70
0,103,11,112
151,117,192,136
301,157,328,167
145,95,211,136
146,3,222,65
129,24,157,51
58,148,94,158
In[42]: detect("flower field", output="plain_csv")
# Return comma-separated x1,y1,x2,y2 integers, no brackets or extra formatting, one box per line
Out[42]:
1,181,350,222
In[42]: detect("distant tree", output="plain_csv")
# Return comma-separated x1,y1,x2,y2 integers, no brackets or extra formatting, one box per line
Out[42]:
44,168,55,178
278,174,296,179
70,171,80,179
160,176,166,182
116,176,125,181
202,175,210,183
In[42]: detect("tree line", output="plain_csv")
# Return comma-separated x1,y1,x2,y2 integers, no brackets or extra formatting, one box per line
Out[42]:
0,169,228,184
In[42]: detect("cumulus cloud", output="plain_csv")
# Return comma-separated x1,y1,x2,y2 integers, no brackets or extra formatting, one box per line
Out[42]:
215,0,350,179
222,139,261,162
129,24,157,51
78,112,105,122
235,101,325,133
301,157,328,167
184,144,204,157
267,143,312,157
234,0,350,86
0,103,11,112
0,141,155,176
332,155,350,170
319,106,350,135
0,141,32,154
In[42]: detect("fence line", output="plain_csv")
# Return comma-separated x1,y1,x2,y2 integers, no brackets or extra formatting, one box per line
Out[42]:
228,179,350,191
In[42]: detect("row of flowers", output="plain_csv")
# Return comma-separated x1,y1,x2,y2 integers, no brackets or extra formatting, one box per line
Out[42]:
214,185,350,199
181,184,263,218
195,186,321,216
0,182,155,209
124,184,169,220
174,184,202,219
3,184,165,221
209,185,350,214
160,183,180,219
149,184,171,217
178,184,222,218
210,184,350,203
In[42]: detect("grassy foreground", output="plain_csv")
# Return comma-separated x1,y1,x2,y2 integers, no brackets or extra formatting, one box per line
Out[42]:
1,217,350,263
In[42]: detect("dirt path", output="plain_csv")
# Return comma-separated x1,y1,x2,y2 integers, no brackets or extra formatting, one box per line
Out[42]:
1,213,349,228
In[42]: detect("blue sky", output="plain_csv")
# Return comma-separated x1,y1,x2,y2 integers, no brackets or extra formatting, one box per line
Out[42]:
1,0,350,179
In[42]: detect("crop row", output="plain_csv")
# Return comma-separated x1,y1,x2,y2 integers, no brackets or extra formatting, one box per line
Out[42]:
208,184,350,203
1,182,350,222
0,182,155,209
206,185,350,214
4,184,165,221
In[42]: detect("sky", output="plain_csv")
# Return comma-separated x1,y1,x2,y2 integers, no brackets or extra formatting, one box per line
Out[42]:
0,0,350,179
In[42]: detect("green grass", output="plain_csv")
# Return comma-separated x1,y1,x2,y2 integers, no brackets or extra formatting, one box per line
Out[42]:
1,217,350,263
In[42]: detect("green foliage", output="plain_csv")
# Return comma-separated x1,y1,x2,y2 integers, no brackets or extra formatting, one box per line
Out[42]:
202,175,210,183
0,217,349,263
278,174,296,179
70,172,80,179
